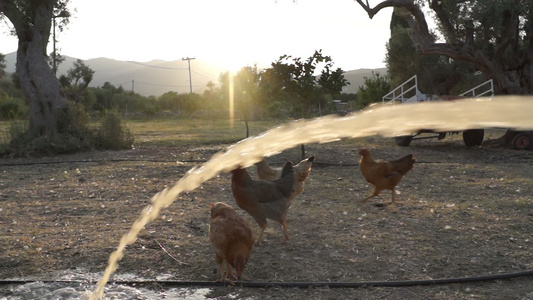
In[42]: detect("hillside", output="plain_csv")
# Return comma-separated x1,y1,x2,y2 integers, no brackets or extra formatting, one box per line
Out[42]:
342,68,387,94
4,52,385,97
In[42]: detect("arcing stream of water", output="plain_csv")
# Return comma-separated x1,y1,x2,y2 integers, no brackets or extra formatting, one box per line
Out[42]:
88,96,533,299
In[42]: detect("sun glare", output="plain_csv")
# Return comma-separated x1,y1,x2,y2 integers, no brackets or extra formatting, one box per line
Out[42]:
228,72,234,128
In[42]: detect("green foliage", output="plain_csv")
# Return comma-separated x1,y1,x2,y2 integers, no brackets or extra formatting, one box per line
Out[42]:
60,59,96,108
0,96,28,120
317,64,350,98
386,8,479,96
0,65,28,120
158,91,181,112
0,47,355,156
202,81,225,115
1,107,91,156
0,120,27,154
357,72,391,109
374,1,533,94
95,110,134,149
12,101,96,154
90,82,126,112
66,59,95,88
336,93,357,103
0,101,134,156
432,0,525,54
0,50,349,123
219,66,261,122
0,53,6,80
181,93,205,114
259,50,349,119
58,101,92,139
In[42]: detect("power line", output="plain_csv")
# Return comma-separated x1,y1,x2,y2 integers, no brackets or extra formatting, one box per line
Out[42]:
125,60,216,81
191,70,216,80
133,81,205,88
117,80,133,86
126,60,188,70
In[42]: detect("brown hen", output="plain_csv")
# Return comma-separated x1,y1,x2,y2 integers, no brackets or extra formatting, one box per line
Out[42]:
358,149,416,206
209,202,254,284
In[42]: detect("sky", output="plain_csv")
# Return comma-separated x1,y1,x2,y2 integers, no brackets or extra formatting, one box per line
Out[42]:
0,0,393,72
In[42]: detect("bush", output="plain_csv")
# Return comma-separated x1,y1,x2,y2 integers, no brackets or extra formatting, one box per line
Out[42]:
3,102,96,155
0,96,28,120
0,120,28,155
0,103,134,156
96,110,134,149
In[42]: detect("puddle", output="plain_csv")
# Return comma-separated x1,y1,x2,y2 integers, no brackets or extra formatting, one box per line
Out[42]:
0,270,212,300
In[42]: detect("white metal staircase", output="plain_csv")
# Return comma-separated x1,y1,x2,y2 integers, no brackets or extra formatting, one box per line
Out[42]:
459,79,494,97
383,74,496,147
382,75,428,104
382,75,494,104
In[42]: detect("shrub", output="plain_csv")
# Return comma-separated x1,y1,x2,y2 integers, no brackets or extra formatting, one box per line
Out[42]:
96,110,134,149
0,96,28,120
0,120,28,155
3,102,96,155
0,103,134,156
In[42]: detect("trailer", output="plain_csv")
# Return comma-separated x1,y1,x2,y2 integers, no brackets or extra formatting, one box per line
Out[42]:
383,75,532,150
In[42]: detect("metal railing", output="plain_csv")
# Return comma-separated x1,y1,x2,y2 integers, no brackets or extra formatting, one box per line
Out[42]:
382,75,494,105
382,75,427,104
459,79,494,97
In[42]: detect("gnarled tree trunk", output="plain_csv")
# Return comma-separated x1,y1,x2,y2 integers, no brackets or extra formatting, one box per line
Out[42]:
2,0,68,143
17,35,67,140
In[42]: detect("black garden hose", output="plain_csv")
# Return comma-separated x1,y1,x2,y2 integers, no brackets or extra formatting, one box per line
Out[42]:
0,270,531,288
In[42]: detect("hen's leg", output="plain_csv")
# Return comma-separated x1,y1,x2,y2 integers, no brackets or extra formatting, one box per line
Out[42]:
225,261,237,280
359,188,378,203
216,260,235,285
215,255,228,283
256,223,267,245
359,195,373,203
280,220,289,244
387,188,396,206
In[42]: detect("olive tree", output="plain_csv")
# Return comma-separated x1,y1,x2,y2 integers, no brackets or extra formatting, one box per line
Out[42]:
356,0,533,94
0,0,75,149
59,59,95,107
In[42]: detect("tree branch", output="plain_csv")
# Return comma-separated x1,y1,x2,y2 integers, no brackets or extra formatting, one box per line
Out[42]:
429,0,456,42
355,0,433,47
0,1,23,29
493,6,518,63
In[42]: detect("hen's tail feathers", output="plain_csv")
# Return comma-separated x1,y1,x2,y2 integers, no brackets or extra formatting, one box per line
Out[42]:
233,255,248,279
393,154,417,174
231,240,252,278
280,161,294,177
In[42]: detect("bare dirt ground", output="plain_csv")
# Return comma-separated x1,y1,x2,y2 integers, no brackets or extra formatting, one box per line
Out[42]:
0,133,532,299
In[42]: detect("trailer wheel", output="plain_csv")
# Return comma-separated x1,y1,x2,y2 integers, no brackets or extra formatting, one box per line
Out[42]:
395,135,413,147
511,132,532,150
463,129,484,146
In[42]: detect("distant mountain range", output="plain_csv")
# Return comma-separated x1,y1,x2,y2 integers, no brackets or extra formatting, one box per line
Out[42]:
4,52,386,97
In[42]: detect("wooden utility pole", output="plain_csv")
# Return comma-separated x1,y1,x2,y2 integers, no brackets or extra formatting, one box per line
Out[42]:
182,57,196,93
